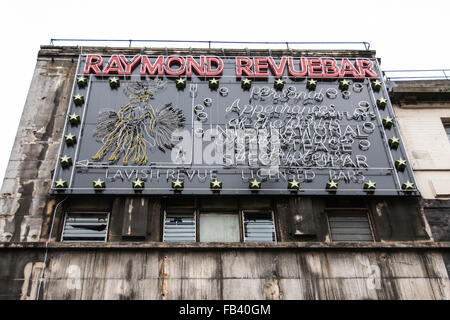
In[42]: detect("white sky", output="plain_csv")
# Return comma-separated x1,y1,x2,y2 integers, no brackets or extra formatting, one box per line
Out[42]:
0,0,449,188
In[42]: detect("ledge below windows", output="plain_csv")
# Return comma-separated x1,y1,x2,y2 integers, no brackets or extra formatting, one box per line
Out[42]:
0,241,449,250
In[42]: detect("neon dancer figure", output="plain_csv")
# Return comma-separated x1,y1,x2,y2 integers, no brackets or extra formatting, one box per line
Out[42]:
92,80,185,164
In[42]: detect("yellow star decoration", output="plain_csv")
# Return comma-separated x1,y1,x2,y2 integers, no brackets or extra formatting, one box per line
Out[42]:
383,117,394,129
54,178,67,188
364,180,377,191
109,77,120,88
73,94,84,105
93,178,105,189
402,181,415,191
210,179,222,190
307,79,317,90
209,78,219,89
377,98,387,108
395,158,407,171
274,78,284,90
60,155,72,168
372,79,382,91
176,78,186,89
373,80,382,86
249,179,261,190
132,178,145,189
339,79,350,90
389,137,400,149
68,113,80,125
77,76,88,88
65,133,77,145
241,78,252,89
326,180,338,190
288,179,300,191
172,179,184,189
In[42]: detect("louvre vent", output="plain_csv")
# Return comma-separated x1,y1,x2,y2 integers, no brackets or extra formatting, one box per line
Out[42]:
328,211,374,242
163,211,196,242
62,213,109,242
243,211,276,242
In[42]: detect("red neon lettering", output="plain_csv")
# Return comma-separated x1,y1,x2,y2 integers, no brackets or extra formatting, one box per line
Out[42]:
287,57,307,77
102,55,125,75
186,56,206,76
253,58,269,77
356,59,377,79
83,55,103,74
339,58,362,78
235,57,254,77
206,57,223,76
119,55,141,75
165,56,186,76
140,56,164,76
308,58,324,77
322,58,339,78
267,57,287,77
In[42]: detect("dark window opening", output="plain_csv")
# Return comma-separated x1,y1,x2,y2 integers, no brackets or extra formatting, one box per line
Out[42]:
444,123,450,141
61,212,109,242
163,211,196,242
243,211,276,242
327,210,374,242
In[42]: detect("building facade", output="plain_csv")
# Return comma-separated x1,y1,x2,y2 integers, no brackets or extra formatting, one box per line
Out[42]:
0,45,448,300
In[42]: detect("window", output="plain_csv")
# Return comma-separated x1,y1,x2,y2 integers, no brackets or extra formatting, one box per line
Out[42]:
444,123,450,141
61,212,109,242
327,210,374,242
199,213,240,242
243,211,276,242
163,211,196,242
162,208,277,243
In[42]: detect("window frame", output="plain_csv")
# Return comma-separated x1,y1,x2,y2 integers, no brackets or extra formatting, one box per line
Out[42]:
442,118,450,142
161,202,276,243
325,208,375,243
241,210,277,243
61,211,110,243
162,209,197,243
198,210,242,243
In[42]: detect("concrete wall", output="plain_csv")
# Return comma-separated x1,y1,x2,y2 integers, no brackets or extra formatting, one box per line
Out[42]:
1,246,448,300
0,55,77,242
391,81,450,273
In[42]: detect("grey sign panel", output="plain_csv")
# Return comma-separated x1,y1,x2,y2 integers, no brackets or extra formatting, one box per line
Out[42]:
51,55,418,196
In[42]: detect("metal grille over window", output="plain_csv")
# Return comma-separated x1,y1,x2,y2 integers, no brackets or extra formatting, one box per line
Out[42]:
243,211,276,242
163,211,196,242
328,211,374,242
62,213,109,242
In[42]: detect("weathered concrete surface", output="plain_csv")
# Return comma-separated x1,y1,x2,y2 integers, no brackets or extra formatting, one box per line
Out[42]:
422,200,450,274
0,248,448,300
0,55,76,242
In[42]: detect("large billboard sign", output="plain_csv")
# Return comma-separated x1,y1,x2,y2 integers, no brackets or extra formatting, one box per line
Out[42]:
51,54,418,195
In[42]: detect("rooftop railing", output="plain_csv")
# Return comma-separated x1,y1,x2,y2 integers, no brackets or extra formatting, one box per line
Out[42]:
384,69,450,81
48,39,449,81
49,38,372,50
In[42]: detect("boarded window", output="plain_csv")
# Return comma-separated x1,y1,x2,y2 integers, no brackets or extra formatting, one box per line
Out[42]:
327,211,374,242
243,211,276,242
163,211,196,242
61,212,109,242
199,213,240,242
